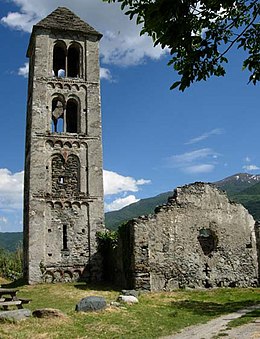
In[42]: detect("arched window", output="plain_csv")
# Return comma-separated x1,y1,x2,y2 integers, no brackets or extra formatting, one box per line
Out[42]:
66,99,78,133
52,98,64,132
67,44,80,78
53,42,66,77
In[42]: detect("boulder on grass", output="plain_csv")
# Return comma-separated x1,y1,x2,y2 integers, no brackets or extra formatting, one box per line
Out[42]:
75,296,106,312
0,309,31,322
33,308,67,318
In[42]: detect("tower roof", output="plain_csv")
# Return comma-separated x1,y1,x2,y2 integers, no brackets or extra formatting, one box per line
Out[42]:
34,7,102,37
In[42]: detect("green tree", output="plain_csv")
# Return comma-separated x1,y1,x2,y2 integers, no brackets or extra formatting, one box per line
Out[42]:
103,0,260,90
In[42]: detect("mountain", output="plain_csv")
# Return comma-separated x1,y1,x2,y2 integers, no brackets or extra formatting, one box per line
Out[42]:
2,173,260,251
105,173,260,230
214,173,260,220
236,181,260,195
105,191,173,230
0,232,23,252
214,173,260,194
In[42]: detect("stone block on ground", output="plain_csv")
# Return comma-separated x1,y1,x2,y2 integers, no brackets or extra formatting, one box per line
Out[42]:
0,309,31,322
32,308,67,318
117,295,139,304
121,289,139,298
75,296,106,312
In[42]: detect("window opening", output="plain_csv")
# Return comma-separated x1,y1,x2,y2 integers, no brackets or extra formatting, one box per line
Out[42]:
66,100,78,133
58,176,65,184
68,45,80,77
63,225,68,250
53,43,66,77
198,228,218,256
52,99,64,132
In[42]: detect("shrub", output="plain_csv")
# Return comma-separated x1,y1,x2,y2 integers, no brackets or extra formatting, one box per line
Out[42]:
0,243,23,280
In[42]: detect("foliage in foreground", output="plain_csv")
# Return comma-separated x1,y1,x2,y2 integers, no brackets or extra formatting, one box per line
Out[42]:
0,280,259,339
104,0,260,91
0,246,23,280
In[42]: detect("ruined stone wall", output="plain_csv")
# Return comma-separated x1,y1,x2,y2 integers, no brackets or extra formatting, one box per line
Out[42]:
121,183,258,291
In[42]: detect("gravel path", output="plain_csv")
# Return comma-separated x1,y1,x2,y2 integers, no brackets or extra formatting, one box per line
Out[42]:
160,305,260,339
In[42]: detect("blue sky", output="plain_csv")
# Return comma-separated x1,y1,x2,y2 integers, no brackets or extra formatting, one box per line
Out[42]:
0,0,259,232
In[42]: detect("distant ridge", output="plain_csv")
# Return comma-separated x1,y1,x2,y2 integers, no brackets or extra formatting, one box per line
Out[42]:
214,172,260,194
105,191,173,230
0,232,22,252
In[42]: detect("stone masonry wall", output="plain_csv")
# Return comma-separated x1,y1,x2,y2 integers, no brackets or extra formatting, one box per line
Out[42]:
23,8,104,284
120,183,259,291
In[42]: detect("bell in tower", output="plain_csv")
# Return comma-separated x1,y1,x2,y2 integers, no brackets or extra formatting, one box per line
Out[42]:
23,7,105,284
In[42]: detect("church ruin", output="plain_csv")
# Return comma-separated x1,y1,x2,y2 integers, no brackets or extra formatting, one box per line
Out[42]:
115,183,259,290
22,7,259,290
23,7,104,283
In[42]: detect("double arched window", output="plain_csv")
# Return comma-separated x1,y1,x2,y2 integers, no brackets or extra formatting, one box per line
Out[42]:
52,97,79,133
53,41,82,78
51,154,80,196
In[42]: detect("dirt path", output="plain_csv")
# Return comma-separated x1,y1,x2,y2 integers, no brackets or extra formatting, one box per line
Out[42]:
160,305,260,339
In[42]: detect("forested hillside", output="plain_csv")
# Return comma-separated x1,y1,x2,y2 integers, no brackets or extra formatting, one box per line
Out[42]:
2,173,260,251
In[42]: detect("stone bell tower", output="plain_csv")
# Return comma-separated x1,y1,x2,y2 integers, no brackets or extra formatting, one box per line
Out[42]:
23,7,104,283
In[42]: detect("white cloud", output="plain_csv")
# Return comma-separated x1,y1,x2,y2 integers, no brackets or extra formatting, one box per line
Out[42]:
1,0,167,67
100,67,112,81
244,156,251,163
105,194,139,212
1,11,38,32
0,169,24,210
168,148,217,165
0,216,8,224
18,62,29,77
103,170,150,195
242,165,260,171
184,164,215,174
167,148,218,174
185,128,224,145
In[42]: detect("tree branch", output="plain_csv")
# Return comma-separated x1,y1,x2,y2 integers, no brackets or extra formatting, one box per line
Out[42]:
217,10,258,60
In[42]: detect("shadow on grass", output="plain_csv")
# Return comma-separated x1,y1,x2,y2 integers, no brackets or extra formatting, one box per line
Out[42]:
171,300,260,317
245,309,260,317
74,281,121,292
1,278,27,288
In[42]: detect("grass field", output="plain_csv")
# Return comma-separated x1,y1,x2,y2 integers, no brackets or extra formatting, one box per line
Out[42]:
0,278,259,339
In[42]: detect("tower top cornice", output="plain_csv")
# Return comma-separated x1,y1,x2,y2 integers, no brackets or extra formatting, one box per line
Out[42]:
35,7,102,37
27,7,102,57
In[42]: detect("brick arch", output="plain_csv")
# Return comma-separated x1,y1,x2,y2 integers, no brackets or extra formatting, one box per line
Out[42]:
71,84,80,91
